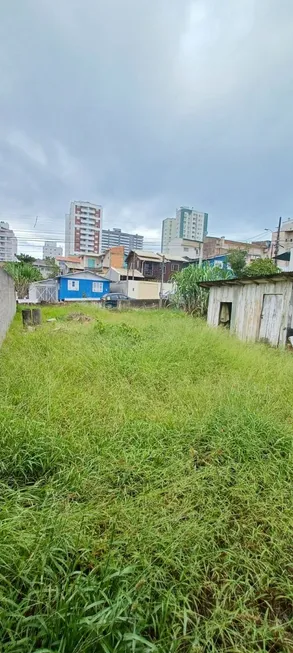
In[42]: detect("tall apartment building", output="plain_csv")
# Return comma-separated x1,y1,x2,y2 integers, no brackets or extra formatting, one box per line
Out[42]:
102,228,143,255
0,221,17,262
65,201,102,256
43,241,63,259
161,207,208,253
161,218,177,252
176,207,208,241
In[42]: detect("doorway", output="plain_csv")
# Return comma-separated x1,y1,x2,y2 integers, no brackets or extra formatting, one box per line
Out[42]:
259,294,282,346
219,302,232,328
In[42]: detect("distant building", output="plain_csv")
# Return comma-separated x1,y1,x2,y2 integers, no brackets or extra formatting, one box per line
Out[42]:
94,246,126,273
65,201,103,256
102,228,143,255
271,219,293,269
0,221,17,262
32,259,55,279
203,236,270,263
43,241,63,259
163,237,201,259
126,250,189,282
161,218,177,252
176,207,208,242
161,207,208,254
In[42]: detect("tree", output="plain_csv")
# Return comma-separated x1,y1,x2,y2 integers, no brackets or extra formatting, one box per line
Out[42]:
4,262,42,298
16,253,36,264
244,257,279,277
44,257,60,278
226,249,248,277
172,264,232,315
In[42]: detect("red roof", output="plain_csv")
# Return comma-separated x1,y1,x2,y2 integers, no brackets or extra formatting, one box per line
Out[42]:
56,256,81,263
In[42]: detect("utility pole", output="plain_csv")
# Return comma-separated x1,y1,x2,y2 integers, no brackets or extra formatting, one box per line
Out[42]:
274,216,282,266
159,254,165,308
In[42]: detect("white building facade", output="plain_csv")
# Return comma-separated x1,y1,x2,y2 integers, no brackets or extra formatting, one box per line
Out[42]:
0,221,17,262
65,201,102,256
163,238,201,259
43,241,63,259
161,207,208,254
176,207,208,241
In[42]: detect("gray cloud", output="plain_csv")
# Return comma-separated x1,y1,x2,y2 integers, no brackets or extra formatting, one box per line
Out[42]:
0,0,293,251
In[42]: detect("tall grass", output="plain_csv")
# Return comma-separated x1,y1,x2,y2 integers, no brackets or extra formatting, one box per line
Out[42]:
1,305,293,651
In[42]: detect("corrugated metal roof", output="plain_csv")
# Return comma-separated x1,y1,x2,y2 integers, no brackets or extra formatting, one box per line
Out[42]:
57,271,107,281
113,267,144,277
130,250,162,261
200,271,293,287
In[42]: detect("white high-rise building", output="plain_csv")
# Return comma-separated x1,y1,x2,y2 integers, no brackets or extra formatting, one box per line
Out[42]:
0,221,17,262
161,218,177,253
161,208,208,253
175,207,208,242
43,241,63,259
65,201,103,256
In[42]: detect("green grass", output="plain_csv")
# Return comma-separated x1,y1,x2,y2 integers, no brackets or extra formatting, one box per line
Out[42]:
1,304,293,652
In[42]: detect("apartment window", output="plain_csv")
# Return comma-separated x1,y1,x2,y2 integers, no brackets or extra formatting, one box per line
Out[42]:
184,247,189,252
171,263,179,271
68,280,79,290
92,282,103,293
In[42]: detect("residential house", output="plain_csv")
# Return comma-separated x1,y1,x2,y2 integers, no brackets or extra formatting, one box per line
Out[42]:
105,267,143,283
126,250,189,283
202,271,293,347
56,256,84,275
58,271,110,301
163,237,201,259
95,246,125,273
203,236,270,262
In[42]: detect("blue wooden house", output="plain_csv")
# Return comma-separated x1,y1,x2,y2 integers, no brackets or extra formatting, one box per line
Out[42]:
58,271,110,301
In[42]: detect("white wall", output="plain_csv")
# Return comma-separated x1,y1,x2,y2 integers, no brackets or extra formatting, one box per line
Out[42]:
110,280,173,299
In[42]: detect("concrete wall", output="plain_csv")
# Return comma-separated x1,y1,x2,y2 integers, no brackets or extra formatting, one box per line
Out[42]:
0,268,16,344
110,280,173,299
207,279,293,347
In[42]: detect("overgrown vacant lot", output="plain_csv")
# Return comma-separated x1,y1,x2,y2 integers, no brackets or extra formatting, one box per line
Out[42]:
2,305,293,652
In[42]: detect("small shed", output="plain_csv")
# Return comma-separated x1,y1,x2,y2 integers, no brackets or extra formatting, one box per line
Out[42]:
58,271,110,301
201,272,293,347
29,278,58,303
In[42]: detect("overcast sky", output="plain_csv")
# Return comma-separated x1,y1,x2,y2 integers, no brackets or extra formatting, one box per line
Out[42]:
1,0,293,254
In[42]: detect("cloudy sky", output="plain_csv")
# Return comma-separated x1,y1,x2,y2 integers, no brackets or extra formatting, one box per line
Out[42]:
1,0,293,254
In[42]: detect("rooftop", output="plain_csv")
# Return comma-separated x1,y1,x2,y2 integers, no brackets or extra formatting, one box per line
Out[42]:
200,271,293,287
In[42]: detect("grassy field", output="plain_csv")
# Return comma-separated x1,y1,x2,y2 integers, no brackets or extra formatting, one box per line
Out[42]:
1,305,293,652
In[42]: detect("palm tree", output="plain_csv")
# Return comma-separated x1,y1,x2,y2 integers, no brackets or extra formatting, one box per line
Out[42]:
4,262,42,298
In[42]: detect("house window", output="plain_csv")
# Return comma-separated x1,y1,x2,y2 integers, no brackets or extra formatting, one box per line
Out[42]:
184,247,189,252
92,282,103,293
68,280,79,291
171,263,179,271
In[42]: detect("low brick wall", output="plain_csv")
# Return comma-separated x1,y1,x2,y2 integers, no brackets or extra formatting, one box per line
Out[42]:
0,268,16,344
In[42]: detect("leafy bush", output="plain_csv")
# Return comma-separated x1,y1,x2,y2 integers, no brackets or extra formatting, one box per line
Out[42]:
244,257,279,277
172,264,232,315
4,262,42,298
226,249,248,276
